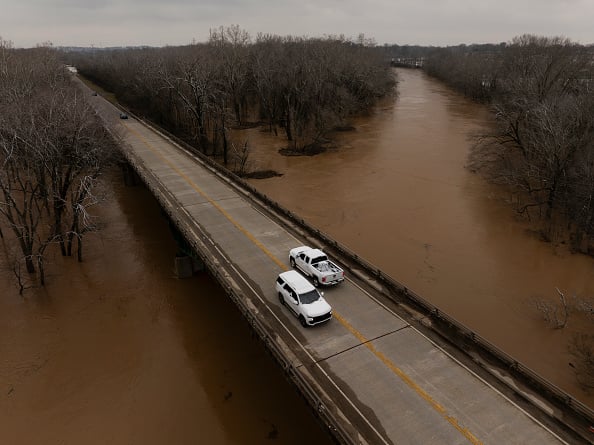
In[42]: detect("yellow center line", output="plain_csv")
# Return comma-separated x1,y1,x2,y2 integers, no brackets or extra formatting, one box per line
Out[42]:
125,123,286,271
124,121,483,445
333,311,483,444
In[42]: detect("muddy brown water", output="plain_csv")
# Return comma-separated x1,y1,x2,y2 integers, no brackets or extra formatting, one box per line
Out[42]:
0,177,334,445
236,68,594,409
1,68,593,445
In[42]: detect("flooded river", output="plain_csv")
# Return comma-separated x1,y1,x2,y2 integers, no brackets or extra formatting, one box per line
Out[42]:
237,68,594,408
1,68,592,444
0,176,334,445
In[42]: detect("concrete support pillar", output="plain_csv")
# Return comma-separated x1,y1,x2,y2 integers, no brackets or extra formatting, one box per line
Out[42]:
174,255,205,278
122,162,140,187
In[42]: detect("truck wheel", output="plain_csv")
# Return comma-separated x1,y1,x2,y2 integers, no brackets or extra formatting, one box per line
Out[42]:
290,257,295,267
299,315,308,327
313,277,319,287
278,293,285,306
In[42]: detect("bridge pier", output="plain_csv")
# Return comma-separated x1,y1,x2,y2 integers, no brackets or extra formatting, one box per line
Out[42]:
121,162,141,186
174,254,205,278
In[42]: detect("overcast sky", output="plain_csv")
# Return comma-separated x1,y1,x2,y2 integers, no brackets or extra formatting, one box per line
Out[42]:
1,0,593,48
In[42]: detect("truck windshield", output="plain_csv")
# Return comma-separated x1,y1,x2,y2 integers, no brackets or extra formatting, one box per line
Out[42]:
299,290,321,304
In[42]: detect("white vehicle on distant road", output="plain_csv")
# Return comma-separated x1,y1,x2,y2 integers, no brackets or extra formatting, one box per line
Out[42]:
275,270,332,327
289,246,344,287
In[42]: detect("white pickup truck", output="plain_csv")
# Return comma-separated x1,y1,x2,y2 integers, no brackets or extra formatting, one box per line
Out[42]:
289,246,345,287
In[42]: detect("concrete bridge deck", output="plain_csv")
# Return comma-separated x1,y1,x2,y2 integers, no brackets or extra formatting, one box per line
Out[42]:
87,87,584,444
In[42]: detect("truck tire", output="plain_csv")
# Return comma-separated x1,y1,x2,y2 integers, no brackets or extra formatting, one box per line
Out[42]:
278,293,285,306
313,277,319,287
290,257,295,267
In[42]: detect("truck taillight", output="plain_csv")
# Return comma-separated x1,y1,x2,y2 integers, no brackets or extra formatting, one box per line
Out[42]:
322,277,326,282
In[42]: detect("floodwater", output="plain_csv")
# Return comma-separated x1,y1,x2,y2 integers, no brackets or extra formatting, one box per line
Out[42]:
236,68,594,408
0,175,335,445
2,69,592,445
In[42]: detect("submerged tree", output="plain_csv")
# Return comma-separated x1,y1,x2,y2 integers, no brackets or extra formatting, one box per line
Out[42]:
0,45,118,286
470,35,594,244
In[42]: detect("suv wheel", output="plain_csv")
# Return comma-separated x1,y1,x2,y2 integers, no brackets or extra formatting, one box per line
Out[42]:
299,315,308,327
278,292,285,306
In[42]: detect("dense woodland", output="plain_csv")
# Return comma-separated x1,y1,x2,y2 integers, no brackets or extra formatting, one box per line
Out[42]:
67,26,396,167
392,36,594,255
0,39,119,289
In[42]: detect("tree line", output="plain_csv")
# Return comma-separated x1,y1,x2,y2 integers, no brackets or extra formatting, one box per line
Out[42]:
0,39,118,290
66,26,396,167
391,36,594,254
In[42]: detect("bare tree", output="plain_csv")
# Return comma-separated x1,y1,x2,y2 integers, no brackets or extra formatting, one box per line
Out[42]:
532,287,594,388
568,333,594,389
0,46,117,287
229,141,251,177
533,287,570,329
209,25,251,125
0,129,45,274
470,36,594,242
252,34,284,134
151,45,221,152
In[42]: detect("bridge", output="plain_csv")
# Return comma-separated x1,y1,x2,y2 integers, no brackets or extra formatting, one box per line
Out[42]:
390,57,425,68
86,81,593,445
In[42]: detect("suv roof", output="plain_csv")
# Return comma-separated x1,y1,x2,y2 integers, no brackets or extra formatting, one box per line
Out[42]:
279,270,315,293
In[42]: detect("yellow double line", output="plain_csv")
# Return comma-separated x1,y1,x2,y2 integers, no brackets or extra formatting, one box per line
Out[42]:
124,121,483,445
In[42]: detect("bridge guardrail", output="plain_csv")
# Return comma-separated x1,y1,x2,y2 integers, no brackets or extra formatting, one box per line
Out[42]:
137,118,594,441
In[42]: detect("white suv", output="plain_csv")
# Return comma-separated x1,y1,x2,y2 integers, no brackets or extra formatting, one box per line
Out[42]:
276,270,332,327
